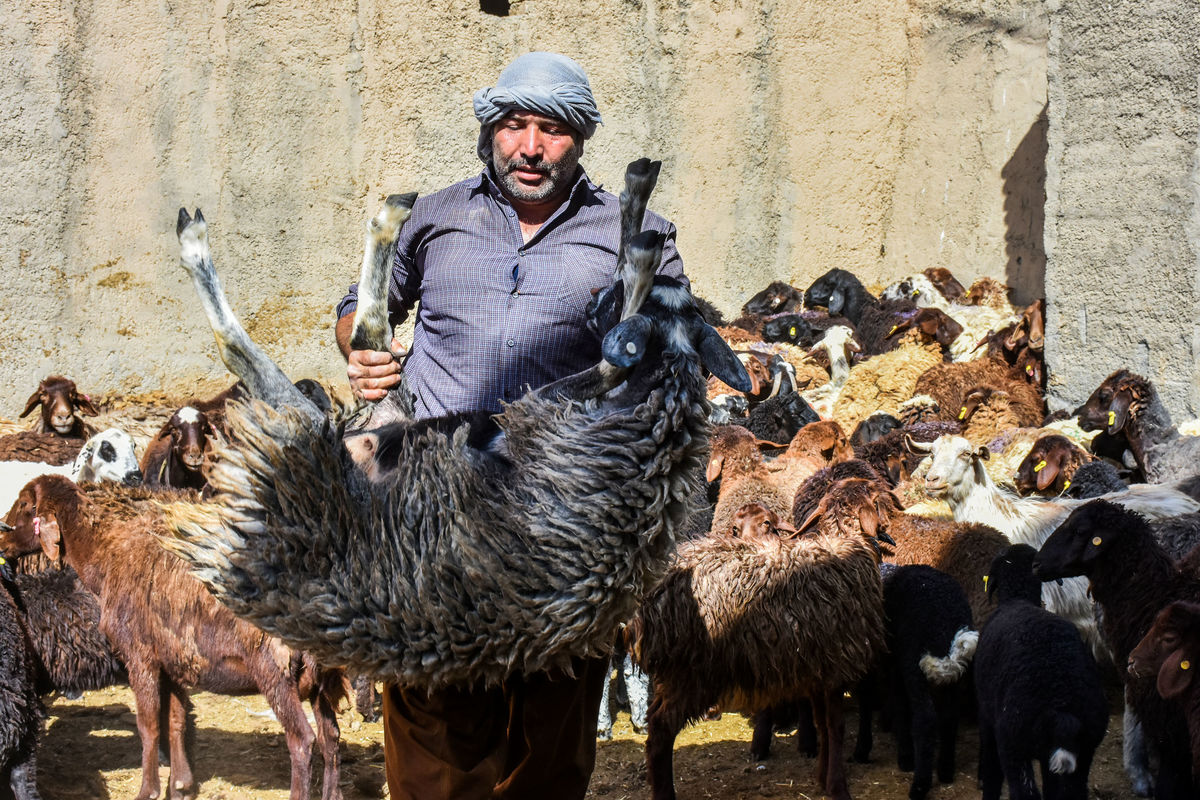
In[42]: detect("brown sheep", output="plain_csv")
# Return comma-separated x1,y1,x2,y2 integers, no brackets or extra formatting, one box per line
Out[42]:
1014,434,1091,496
0,432,85,467
766,420,854,499
708,425,792,535
913,357,1040,428
1,476,346,800
796,473,1008,625
957,384,1046,446
140,406,216,492
630,513,888,800
19,376,98,438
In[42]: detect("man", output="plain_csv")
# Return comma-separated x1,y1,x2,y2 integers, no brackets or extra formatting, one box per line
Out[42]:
334,52,688,799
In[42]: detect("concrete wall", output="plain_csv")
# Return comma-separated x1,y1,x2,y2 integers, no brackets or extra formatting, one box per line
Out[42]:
1044,0,1200,419
1,0,1051,416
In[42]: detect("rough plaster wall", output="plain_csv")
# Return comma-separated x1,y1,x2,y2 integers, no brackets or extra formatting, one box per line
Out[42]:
1044,0,1200,420
0,0,1048,417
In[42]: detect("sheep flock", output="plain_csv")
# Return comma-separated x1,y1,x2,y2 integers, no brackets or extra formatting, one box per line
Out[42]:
4,191,1200,800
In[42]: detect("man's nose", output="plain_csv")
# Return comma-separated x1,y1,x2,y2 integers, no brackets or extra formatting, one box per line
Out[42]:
518,127,542,158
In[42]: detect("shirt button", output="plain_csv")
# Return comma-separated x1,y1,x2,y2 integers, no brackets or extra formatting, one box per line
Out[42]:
507,339,515,347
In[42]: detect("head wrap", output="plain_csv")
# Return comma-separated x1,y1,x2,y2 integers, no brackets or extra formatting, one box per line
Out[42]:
473,52,603,163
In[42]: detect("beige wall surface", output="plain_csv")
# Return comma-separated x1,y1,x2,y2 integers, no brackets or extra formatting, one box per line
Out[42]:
1044,0,1200,419
0,0,1050,416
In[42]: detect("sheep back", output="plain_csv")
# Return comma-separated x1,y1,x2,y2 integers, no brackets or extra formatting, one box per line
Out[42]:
0,432,85,466
632,532,885,718
832,341,944,430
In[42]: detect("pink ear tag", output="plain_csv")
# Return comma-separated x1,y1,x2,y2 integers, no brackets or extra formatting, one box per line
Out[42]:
33,517,41,537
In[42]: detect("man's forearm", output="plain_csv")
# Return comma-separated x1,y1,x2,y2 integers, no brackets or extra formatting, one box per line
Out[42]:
335,313,356,360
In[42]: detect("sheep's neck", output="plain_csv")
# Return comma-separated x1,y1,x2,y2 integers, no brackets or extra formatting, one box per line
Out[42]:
1128,389,1177,479
1086,530,1177,663
53,497,103,592
950,462,1067,545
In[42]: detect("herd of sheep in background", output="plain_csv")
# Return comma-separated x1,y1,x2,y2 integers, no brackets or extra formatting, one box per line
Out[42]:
2,257,1200,800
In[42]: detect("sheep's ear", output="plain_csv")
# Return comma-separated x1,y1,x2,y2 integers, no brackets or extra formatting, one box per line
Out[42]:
696,326,753,393
1157,648,1194,700
73,391,99,417
1108,390,1133,434
974,446,990,461
19,389,42,418
34,512,63,567
827,287,846,316
601,314,653,368
705,454,725,483
1035,452,1061,492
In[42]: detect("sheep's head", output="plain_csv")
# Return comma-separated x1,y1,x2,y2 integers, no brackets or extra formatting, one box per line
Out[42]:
1074,369,1150,436
910,434,987,498
886,308,963,350
897,395,941,426
964,277,1009,308
923,267,966,302
1005,299,1045,353
731,503,796,542
1,475,75,566
74,428,142,486
705,424,781,482
804,269,869,322
742,281,804,317
1032,499,1137,581
20,375,98,436
1128,601,1200,698
785,420,853,465
983,544,1042,605
807,325,860,371
794,477,898,555
761,314,816,347
850,413,901,448
589,231,750,394
756,392,821,443
157,406,216,473
1014,434,1087,495
956,386,1004,425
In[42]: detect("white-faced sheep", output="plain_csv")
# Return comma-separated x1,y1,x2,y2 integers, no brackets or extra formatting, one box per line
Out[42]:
629,507,889,800
18,376,98,438
2,476,347,800
162,159,753,690
976,544,1108,800
1035,502,1200,799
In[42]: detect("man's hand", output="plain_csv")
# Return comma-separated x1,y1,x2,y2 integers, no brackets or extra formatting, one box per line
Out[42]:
347,337,407,401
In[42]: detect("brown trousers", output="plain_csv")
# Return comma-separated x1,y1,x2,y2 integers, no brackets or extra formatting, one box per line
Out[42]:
383,655,610,800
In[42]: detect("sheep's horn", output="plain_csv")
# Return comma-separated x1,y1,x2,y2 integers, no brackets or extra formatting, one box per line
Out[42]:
0,521,11,531
767,369,784,399
903,434,932,454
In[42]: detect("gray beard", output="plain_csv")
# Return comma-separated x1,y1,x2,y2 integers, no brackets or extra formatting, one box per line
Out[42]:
493,150,580,203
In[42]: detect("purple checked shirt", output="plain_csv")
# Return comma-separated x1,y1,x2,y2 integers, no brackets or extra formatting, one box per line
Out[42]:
336,167,688,419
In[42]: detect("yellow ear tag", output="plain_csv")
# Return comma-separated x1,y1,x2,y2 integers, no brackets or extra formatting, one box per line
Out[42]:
983,575,989,590
912,289,920,297
1091,536,1102,546
1063,480,1071,490
1026,365,1034,375
0,556,5,566
1108,411,1116,426
789,326,797,338
1034,460,1047,472
888,325,898,335
1183,661,1192,671
958,407,968,420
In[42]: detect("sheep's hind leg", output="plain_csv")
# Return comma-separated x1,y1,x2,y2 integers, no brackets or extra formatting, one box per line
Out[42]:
644,698,684,800
165,683,196,800
312,677,344,800
175,208,322,425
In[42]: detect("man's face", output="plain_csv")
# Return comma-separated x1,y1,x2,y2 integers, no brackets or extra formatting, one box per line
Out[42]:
491,110,582,204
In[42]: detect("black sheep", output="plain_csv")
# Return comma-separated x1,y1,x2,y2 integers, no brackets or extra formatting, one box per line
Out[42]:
0,549,43,800
855,564,976,800
850,413,902,448
1035,501,1199,798
803,268,915,355
731,391,820,444
742,280,805,317
976,544,1108,800
762,313,818,348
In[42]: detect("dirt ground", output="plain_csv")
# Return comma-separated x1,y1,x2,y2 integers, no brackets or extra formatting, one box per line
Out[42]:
38,682,1134,799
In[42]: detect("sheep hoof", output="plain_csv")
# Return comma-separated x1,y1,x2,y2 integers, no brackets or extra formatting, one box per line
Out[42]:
908,779,931,800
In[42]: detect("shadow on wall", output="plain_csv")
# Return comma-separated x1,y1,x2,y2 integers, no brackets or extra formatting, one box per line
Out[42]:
1001,103,1048,306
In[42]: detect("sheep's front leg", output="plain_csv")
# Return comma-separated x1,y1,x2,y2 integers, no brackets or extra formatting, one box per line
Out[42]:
175,208,321,426
165,683,196,800
129,665,164,800
257,669,315,800
311,680,344,800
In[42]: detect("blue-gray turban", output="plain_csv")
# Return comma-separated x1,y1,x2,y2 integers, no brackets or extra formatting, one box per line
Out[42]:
473,52,603,163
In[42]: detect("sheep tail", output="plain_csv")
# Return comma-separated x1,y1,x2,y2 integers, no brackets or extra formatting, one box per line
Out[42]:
1048,711,1083,774
919,627,978,684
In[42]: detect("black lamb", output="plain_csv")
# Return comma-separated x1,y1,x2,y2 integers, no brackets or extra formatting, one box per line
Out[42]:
803,268,915,355
854,564,977,800
731,390,820,444
976,544,1108,800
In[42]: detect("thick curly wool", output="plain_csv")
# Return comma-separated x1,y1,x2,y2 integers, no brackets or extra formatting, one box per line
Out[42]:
833,340,943,430
163,353,708,690
632,531,885,717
